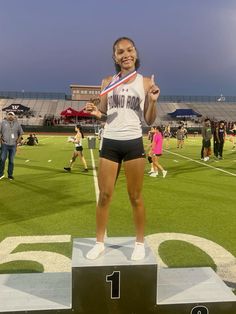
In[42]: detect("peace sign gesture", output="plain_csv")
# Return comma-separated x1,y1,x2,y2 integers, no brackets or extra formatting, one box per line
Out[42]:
148,74,160,102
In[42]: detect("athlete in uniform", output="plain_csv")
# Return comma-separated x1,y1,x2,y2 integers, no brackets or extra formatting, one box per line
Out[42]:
85,37,160,260
64,125,88,172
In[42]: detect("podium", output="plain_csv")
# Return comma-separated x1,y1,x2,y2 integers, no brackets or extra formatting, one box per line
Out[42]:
72,237,236,314
0,237,235,314
72,237,157,314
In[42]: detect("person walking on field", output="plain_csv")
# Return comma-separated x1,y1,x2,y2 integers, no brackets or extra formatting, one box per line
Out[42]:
147,127,155,174
150,126,167,178
64,125,88,172
85,37,160,261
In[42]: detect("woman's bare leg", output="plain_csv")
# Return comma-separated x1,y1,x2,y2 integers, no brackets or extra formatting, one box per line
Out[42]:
123,158,145,243
124,158,146,260
78,152,88,169
86,157,119,259
96,158,120,242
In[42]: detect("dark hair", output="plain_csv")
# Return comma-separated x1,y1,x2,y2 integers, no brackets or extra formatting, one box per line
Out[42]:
76,125,84,138
155,126,163,135
112,37,140,73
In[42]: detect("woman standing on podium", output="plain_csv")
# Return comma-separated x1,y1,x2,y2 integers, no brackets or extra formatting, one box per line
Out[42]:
85,37,160,260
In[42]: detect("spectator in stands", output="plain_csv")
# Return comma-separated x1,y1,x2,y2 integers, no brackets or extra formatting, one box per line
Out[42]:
64,125,88,172
0,112,23,180
85,37,159,260
201,118,212,161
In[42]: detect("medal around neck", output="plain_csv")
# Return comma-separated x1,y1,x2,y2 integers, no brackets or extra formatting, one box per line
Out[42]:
100,70,137,96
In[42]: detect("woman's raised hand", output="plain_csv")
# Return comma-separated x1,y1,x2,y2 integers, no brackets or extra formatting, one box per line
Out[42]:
148,74,160,102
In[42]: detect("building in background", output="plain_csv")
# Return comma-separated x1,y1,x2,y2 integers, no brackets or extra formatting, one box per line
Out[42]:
70,84,101,101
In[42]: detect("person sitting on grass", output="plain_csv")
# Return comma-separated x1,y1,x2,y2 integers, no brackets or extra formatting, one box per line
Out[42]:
26,134,35,146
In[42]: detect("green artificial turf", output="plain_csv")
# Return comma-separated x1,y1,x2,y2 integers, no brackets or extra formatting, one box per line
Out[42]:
0,135,235,279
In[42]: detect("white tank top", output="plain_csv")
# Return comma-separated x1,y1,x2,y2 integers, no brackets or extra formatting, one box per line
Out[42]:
103,73,145,140
74,132,82,147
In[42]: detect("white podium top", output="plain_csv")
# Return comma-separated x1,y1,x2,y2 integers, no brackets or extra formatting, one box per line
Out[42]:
157,267,236,304
0,272,71,312
72,237,157,267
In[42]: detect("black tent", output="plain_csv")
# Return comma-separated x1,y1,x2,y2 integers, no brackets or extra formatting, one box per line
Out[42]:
168,109,201,118
2,104,30,114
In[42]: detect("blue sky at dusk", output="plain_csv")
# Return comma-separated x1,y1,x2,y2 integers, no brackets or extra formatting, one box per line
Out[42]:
0,0,236,96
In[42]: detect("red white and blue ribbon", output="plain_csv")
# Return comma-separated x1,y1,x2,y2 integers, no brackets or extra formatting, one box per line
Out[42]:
100,70,137,96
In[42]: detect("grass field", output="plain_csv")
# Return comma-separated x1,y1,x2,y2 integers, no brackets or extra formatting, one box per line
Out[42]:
0,134,235,291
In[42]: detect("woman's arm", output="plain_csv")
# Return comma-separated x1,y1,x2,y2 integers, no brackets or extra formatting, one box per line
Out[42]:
85,77,112,119
151,134,156,152
74,132,81,143
143,75,160,125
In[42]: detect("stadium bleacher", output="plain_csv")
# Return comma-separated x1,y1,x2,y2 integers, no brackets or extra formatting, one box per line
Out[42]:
1,93,236,129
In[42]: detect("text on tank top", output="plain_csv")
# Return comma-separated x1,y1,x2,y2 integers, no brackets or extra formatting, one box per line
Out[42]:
103,73,145,140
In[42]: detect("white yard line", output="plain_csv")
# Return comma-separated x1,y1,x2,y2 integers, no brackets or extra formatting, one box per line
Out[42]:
90,149,99,203
89,149,107,238
38,137,51,142
164,149,236,177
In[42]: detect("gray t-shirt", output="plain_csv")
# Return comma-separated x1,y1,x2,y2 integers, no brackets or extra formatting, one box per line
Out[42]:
201,125,212,141
0,119,23,145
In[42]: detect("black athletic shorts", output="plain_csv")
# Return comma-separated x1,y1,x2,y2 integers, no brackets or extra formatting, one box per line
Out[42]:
100,137,145,163
202,139,211,148
75,146,83,152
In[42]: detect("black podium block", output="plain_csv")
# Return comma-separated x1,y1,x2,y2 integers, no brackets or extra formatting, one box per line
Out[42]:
72,237,157,314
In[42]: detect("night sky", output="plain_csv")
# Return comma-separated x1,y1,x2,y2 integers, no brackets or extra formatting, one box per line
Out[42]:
0,0,236,96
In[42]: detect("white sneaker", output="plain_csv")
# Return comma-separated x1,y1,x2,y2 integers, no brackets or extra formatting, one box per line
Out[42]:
86,242,105,260
131,242,145,261
0,175,5,180
149,172,158,177
148,169,154,174
203,157,209,161
162,170,167,178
